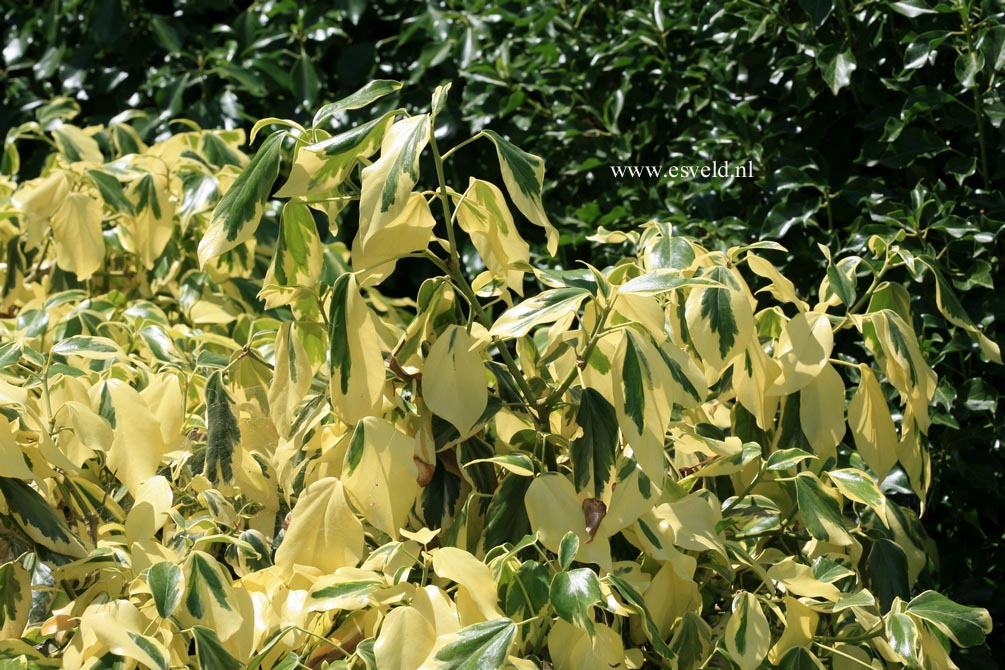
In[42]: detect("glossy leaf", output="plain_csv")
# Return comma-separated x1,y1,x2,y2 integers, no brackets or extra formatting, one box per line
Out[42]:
433,618,516,670
549,568,602,634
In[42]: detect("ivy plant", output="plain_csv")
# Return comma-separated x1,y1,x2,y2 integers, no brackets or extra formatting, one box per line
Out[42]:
0,81,994,669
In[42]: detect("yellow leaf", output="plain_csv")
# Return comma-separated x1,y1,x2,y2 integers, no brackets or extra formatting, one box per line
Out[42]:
733,343,781,430
0,419,35,480
275,477,364,575
422,325,488,437
11,171,70,248
871,311,937,434
124,476,173,543
766,558,841,601
770,312,834,395
51,192,105,280
768,596,819,664
52,125,103,163
354,192,436,287
176,551,246,643
55,400,113,467
0,380,29,407
525,473,612,571
358,114,430,241
330,274,386,424
455,178,531,294
122,174,175,270
103,380,169,498
411,585,461,637
276,111,394,200
643,558,700,638
263,202,325,297
746,253,809,311
140,374,186,450
613,330,674,485
268,322,313,437
897,425,931,503
430,547,503,624
920,623,959,670
832,644,875,670
654,493,726,557
342,417,420,539
848,364,898,479
547,620,625,670
375,606,436,670
799,362,846,458
79,600,171,670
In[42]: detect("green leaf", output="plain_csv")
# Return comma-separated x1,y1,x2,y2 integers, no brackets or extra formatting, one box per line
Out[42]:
86,169,135,215
766,448,817,471
904,30,951,70
293,49,320,107
203,372,240,486
572,388,618,499
550,569,602,635
618,272,715,295
433,618,516,670
0,477,87,557
825,256,857,307
482,474,532,550
827,468,885,514
198,131,283,266
328,273,354,396
192,626,243,670
52,335,122,360
146,562,183,619
798,0,833,28
865,538,910,613
265,202,323,289
906,591,992,647
780,646,825,670
490,287,590,339
308,580,382,611
558,531,580,571
482,129,558,255
889,0,936,17
817,46,856,95
621,333,646,433
312,80,403,128
794,472,851,545
503,560,550,618
885,612,921,668
670,612,711,669
0,341,22,369
644,233,695,271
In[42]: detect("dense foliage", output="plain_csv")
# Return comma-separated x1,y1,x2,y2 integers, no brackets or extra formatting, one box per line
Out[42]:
0,81,996,669
1,0,1002,666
